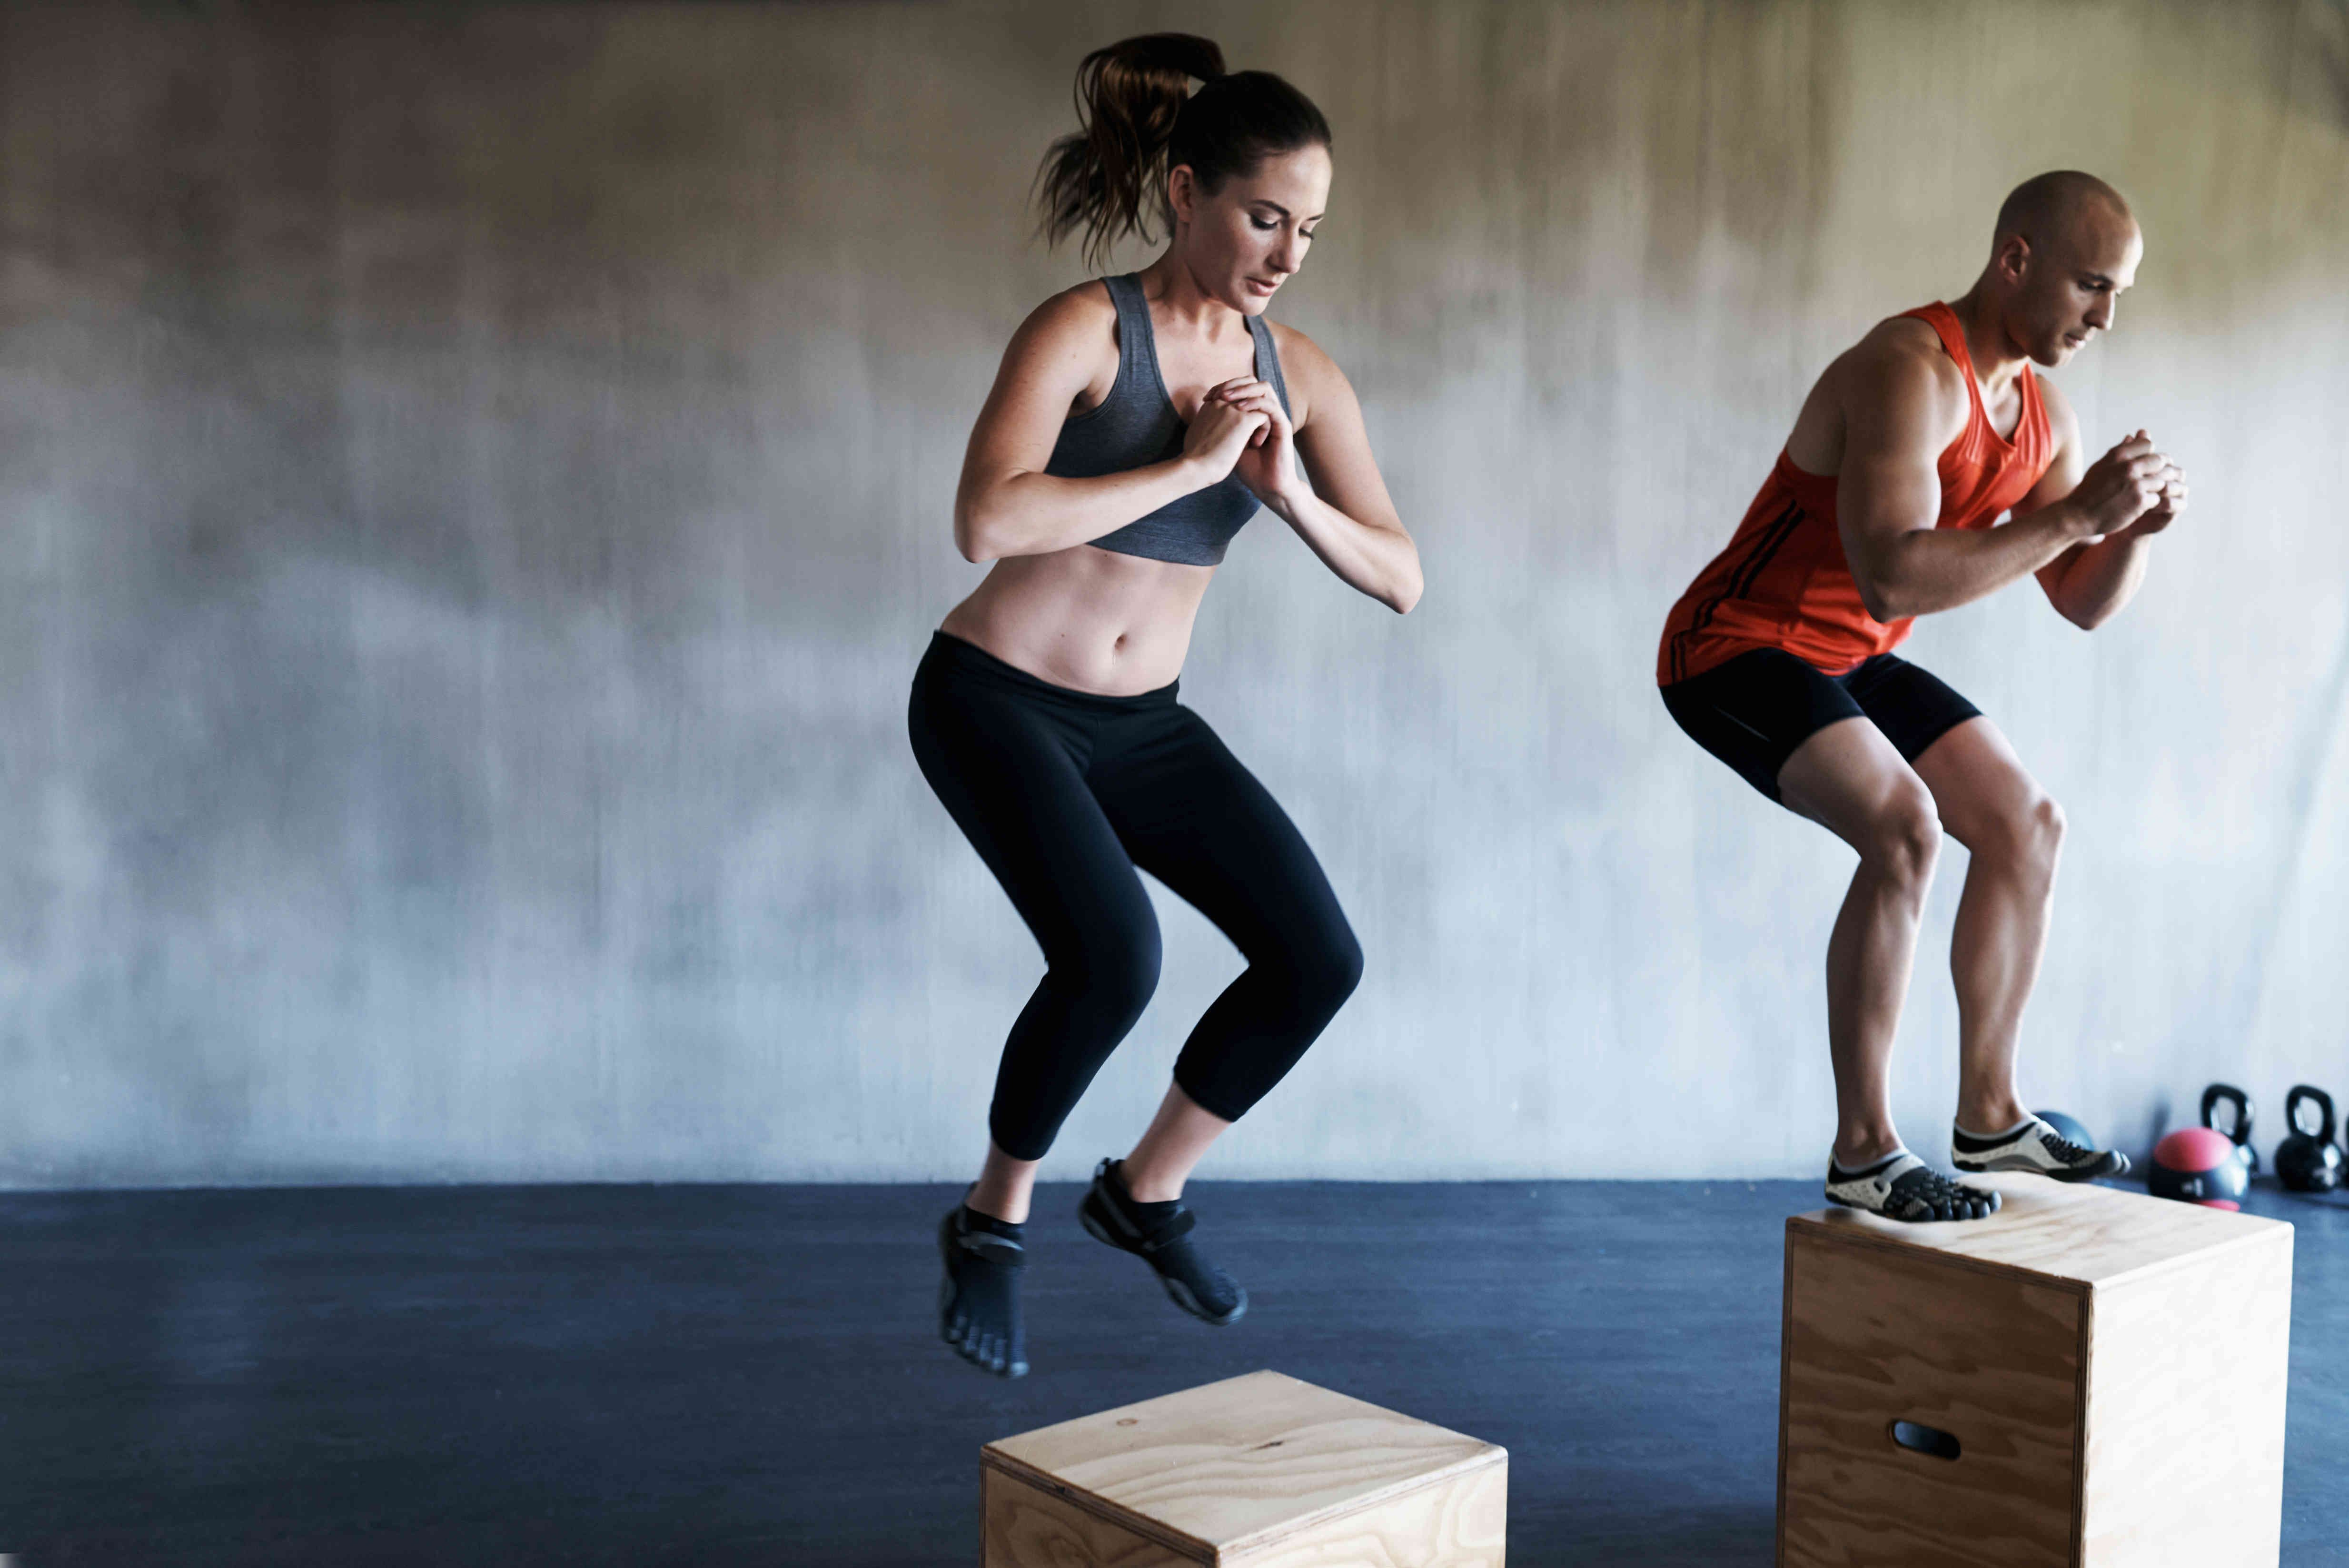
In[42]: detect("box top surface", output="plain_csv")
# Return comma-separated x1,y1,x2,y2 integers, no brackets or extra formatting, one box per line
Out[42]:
1789,1171,2290,1289
982,1369,1504,1553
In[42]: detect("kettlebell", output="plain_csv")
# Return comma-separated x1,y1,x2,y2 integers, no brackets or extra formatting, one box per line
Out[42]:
2274,1085,2344,1194
2200,1082,2259,1176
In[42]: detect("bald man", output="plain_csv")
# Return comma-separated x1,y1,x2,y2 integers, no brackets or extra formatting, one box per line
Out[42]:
1657,171,2185,1222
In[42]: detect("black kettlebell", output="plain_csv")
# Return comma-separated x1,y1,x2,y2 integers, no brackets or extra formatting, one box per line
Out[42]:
2274,1085,2344,1194
2200,1082,2259,1176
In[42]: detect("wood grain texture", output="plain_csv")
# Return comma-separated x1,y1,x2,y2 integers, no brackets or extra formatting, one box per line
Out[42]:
1792,1174,2292,1290
2080,1225,2292,1567
982,1467,1205,1568
1782,1181,2299,1568
1779,1229,2084,1568
986,1370,1506,1558
1228,1459,1507,1568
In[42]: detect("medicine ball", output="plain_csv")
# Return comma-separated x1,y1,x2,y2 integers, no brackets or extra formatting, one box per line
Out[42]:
2149,1126,2250,1210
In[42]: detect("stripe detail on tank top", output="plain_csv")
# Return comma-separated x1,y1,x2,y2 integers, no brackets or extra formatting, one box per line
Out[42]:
1671,498,1806,683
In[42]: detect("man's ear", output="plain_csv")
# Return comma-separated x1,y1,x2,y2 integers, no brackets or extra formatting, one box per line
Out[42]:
1995,233,2033,287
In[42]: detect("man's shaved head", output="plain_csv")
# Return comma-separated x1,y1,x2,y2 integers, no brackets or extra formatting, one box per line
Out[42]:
1978,170,2142,368
1994,170,2134,252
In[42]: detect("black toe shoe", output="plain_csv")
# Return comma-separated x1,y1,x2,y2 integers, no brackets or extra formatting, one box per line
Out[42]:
1078,1159,1247,1326
938,1205,1030,1377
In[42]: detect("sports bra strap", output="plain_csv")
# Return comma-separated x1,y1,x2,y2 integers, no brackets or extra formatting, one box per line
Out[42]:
1099,273,1159,406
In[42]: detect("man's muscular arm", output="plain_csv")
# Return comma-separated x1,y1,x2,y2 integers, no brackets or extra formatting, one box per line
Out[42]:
2029,380,2187,630
1836,339,2121,623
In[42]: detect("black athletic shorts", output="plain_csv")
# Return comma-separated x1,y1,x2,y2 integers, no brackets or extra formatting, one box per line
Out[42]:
1659,647,1982,802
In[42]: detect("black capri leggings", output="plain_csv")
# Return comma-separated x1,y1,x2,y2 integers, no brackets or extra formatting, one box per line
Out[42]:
908,632,1362,1161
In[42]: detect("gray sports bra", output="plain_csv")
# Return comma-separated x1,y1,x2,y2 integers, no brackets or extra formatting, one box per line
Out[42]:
1044,273,1293,567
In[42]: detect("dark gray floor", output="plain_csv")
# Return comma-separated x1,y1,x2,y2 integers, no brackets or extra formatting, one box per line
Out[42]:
1,1179,2343,1565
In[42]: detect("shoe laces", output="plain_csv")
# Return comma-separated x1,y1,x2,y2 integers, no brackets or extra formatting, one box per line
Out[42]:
2035,1125,2092,1163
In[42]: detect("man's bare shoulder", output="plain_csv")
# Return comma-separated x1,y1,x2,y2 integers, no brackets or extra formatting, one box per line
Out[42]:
1841,315,1963,393
1820,315,1970,436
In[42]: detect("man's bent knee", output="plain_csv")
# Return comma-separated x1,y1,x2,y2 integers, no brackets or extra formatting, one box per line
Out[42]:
2033,793,2067,855
1867,785,1943,889
2002,793,2066,879
1962,787,2066,872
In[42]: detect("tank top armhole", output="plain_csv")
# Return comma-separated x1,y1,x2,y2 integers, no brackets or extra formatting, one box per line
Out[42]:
1062,276,1142,428
1899,302,2000,472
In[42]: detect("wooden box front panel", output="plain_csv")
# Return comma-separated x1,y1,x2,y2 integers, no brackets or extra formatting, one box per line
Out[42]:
1779,1227,2086,1568
1226,1458,1507,1568
2080,1228,2292,1567
983,1464,1204,1568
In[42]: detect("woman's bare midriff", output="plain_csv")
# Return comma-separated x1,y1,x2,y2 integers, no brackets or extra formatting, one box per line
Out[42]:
938,546,1216,695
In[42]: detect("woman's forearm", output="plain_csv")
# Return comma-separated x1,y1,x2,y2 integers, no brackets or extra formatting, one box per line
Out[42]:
955,457,1215,562
1267,489,1422,613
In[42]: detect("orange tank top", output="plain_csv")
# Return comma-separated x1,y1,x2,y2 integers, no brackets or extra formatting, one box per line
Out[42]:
1657,302,2054,685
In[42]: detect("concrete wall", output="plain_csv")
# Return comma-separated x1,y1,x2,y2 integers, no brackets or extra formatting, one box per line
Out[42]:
2,0,2344,1187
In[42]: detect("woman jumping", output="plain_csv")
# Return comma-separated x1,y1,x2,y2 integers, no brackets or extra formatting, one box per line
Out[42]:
909,32,1420,1378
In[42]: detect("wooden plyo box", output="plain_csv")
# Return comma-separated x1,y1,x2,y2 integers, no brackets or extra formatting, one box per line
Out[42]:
982,1369,1507,1567
1779,1172,2293,1568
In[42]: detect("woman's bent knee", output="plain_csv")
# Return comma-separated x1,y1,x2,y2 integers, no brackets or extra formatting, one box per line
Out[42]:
1049,923,1162,1028
1291,918,1364,1021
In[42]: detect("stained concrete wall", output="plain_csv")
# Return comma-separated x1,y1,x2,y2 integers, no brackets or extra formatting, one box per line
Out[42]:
1,0,2344,1187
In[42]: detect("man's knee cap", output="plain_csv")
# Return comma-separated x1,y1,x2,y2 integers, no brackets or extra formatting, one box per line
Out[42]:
2033,794,2067,848
1983,793,2064,866
1873,791,1943,875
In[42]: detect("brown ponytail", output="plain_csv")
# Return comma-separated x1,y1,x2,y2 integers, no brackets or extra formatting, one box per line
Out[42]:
1033,34,1331,270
